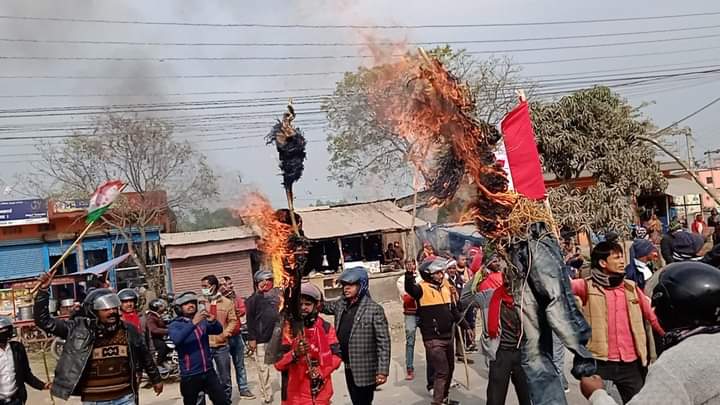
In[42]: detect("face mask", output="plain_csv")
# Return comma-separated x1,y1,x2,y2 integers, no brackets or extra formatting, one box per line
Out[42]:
201,287,213,296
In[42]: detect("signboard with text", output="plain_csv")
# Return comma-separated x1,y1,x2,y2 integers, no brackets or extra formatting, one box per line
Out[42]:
0,199,49,227
54,199,90,213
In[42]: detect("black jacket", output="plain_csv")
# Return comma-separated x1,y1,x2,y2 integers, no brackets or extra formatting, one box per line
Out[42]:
660,233,675,264
34,290,161,400
7,341,46,404
245,288,281,344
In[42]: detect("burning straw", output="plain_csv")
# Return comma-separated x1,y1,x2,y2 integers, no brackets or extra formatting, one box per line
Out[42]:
364,48,517,237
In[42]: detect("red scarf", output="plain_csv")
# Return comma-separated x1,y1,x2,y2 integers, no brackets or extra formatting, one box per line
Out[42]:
487,285,514,338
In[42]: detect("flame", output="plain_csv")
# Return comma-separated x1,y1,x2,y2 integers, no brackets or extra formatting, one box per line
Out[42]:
363,49,517,236
234,192,294,301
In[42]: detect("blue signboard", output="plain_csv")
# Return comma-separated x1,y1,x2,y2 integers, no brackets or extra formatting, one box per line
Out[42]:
0,199,49,227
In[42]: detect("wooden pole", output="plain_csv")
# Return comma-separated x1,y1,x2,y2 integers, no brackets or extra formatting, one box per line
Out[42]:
410,170,420,265
638,135,720,206
337,238,345,269
41,345,55,405
30,221,95,295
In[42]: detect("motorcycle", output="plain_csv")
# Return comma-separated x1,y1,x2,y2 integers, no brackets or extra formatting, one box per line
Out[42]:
155,337,180,380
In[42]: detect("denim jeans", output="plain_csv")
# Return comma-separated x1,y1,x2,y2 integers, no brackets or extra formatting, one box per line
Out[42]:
210,345,232,404
228,335,249,391
404,315,418,371
508,222,595,405
82,393,134,405
552,332,569,390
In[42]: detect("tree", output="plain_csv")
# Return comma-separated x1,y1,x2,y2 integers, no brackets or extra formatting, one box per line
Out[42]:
323,46,529,191
24,114,218,294
531,86,669,234
178,207,242,232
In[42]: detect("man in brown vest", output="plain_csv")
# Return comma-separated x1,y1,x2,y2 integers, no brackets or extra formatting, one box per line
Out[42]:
571,241,665,404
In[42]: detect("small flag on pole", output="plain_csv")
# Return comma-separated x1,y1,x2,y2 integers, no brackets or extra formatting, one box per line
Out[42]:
86,180,125,223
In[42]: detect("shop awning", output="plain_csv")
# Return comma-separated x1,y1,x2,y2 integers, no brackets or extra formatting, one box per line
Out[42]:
665,177,706,197
80,253,130,275
297,200,426,240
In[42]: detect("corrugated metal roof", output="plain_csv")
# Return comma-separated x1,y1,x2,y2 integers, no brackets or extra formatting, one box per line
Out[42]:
297,200,426,240
160,226,256,246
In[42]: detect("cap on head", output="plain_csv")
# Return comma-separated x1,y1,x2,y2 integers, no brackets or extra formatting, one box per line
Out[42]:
300,282,323,302
254,270,273,283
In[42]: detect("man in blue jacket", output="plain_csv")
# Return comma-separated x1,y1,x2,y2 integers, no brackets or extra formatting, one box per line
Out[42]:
169,292,229,405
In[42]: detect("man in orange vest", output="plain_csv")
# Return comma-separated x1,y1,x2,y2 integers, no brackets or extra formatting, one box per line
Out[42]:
571,241,665,404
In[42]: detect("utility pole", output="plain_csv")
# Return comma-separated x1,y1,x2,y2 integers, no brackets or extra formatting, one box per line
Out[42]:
685,132,695,169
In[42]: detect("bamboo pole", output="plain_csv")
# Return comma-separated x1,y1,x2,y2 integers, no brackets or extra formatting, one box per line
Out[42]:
30,221,95,295
41,345,55,405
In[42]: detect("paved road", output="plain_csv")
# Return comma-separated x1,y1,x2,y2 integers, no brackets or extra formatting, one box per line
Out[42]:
27,300,588,404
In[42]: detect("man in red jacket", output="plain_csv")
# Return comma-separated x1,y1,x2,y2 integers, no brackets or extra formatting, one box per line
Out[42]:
118,288,142,332
275,283,342,405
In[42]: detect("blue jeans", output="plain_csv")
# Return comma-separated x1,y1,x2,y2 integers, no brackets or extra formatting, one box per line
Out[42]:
404,314,418,371
228,335,249,391
82,393,134,405
552,332,569,390
508,222,594,405
210,345,232,403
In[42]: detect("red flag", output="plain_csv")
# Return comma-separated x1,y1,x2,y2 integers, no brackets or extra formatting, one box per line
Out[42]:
500,100,546,200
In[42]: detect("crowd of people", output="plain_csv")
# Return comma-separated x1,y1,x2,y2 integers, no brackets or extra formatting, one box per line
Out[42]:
0,220,718,405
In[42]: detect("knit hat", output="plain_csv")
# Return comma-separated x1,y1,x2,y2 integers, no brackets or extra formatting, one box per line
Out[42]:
672,231,705,257
631,239,656,258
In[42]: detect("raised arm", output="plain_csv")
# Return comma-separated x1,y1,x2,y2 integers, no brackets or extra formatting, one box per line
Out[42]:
404,271,422,300
33,290,71,339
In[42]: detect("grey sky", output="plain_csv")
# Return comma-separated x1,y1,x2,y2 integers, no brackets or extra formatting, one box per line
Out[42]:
0,0,719,208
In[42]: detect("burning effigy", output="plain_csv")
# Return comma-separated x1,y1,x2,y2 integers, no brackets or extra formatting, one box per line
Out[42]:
362,49,596,405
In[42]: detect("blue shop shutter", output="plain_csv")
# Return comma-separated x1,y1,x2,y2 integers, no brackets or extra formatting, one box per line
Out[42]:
83,238,109,251
0,244,45,281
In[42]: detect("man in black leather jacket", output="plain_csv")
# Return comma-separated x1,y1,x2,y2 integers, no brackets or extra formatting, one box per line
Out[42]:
34,273,163,404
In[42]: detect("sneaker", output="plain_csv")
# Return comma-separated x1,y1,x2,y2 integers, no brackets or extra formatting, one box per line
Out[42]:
428,388,434,398
239,390,256,400
405,369,415,381
564,387,570,393
456,357,475,364
466,345,479,353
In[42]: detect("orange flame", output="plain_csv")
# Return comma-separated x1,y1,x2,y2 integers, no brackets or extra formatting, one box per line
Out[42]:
234,192,294,300
363,48,517,236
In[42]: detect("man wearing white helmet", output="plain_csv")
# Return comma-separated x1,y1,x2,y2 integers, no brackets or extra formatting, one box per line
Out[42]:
0,316,50,405
34,273,162,405
274,283,342,405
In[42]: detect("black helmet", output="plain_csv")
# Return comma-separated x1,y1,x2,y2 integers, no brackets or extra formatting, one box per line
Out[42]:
117,288,139,304
652,261,720,331
149,298,167,313
82,288,121,319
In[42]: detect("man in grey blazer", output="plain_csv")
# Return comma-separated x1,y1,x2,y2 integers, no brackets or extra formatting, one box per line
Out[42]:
322,267,391,405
